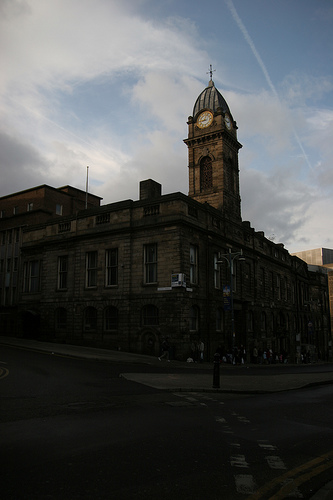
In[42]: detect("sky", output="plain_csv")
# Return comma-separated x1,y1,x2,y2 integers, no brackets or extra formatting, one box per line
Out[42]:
1,0,333,254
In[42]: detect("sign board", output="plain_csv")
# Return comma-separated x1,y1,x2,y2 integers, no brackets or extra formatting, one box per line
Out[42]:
171,273,186,288
223,285,231,311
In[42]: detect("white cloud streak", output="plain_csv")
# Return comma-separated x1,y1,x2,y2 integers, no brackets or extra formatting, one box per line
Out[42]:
225,0,313,172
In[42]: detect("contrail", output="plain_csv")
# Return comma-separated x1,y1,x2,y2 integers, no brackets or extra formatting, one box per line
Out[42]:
225,0,313,171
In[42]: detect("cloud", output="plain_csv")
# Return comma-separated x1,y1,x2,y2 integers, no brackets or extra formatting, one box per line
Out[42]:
0,0,332,255
0,131,48,192
241,165,314,244
281,72,333,106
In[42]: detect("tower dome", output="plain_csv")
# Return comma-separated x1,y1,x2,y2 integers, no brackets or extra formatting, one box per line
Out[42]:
192,79,230,118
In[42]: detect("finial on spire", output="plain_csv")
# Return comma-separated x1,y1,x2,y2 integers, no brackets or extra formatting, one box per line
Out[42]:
207,64,216,81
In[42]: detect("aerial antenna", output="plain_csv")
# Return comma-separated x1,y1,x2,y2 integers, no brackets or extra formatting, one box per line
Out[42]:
207,64,216,81
85,166,89,209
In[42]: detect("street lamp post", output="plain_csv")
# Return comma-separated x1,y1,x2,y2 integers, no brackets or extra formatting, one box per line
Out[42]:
217,249,245,352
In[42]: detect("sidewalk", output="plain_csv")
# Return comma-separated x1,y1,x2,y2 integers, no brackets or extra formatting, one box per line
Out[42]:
2,336,333,394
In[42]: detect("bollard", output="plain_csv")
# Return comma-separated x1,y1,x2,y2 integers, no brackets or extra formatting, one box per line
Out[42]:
212,352,220,388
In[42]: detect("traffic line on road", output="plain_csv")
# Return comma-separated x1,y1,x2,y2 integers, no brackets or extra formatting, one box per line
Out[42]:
0,367,9,379
235,474,257,495
247,449,333,500
265,456,287,470
258,440,277,451
231,454,249,468
268,459,333,499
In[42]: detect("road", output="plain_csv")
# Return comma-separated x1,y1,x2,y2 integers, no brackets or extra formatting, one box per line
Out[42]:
1,345,333,499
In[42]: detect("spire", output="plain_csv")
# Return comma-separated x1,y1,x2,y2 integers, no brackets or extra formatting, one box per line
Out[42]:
206,64,216,86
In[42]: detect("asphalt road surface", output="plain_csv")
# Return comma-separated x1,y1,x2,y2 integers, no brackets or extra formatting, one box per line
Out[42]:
1,345,333,499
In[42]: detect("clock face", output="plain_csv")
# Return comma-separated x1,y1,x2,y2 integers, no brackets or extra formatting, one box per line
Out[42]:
224,114,232,130
197,111,213,128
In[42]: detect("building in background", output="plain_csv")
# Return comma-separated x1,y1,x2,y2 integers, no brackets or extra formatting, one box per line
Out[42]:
0,185,102,335
292,248,333,360
1,79,331,361
292,248,333,267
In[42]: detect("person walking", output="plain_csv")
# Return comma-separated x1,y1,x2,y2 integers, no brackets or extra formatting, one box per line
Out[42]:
198,340,204,363
158,338,170,362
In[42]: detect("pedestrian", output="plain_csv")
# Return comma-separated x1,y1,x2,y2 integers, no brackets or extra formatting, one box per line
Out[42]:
198,340,204,363
216,344,223,363
190,342,197,362
158,338,170,362
240,345,246,364
252,346,258,364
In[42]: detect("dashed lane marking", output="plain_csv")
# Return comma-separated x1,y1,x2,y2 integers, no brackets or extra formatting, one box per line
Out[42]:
237,416,250,423
247,449,333,500
265,456,287,470
215,417,227,423
235,474,257,495
231,455,249,468
258,440,277,451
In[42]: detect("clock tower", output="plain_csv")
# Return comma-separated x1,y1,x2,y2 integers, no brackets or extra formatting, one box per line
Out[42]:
184,76,242,221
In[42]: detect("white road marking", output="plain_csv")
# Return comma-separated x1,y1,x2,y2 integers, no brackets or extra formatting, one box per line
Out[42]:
265,455,287,470
237,416,250,423
234,474,257,494
215,417,227,423
230,455,249,468
258,440,277,451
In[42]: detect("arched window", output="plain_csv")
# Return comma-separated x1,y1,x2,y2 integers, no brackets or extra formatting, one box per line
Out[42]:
190,305,199,331
55,307,67,330
104,306,118,331
84,307,97,331
200,156,213,191
142,305,159,326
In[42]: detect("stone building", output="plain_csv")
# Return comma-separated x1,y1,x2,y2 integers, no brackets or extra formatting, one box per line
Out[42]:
0,185,101,334
1,78,331,361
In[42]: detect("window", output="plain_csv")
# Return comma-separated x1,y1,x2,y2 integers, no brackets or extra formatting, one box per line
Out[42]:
276,274,281,300
27,202,33,212
200,156,213,191
144,244,157,284
106,249,118,286
216,308,223,331
84,307,97,330
0,210,6,218
13,206,19,215
214,253,221,288
104,306,118,331
56,204,63,215
86,251,98,287
259,267,266,296
247,311,254,332
23,260,40,292
190,305,199,331
270,272,274,297
55,307,67,330
244,263,251,291
261,311,267,334
142,304,159,326
58,256,68,290
190,245,198,285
